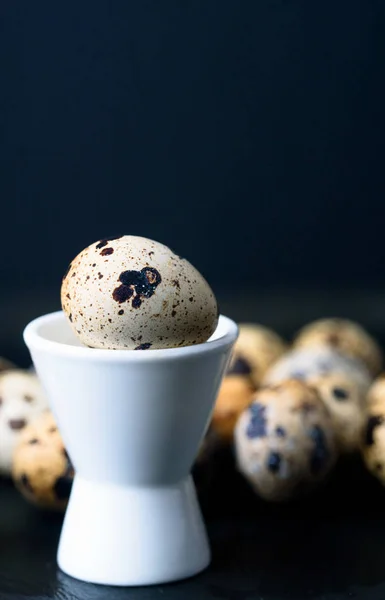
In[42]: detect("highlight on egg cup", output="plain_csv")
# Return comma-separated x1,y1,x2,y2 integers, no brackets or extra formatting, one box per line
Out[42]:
24,311,238,587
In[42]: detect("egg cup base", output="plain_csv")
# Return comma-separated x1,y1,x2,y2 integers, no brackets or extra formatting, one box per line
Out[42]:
57,474,210,585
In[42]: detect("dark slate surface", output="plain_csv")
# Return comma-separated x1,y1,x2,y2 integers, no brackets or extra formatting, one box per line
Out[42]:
2,449,385,600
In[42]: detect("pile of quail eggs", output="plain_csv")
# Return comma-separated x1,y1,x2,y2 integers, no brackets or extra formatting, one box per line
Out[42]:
3,315,385,510
204,317,385,502
0,361,74,511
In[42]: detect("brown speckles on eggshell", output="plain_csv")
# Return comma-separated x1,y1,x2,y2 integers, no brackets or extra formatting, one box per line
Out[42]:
112,285,133,304
9,418,27,431
100,247,114,256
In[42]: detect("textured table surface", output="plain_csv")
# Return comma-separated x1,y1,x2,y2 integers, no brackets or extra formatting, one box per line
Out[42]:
2,453,385,600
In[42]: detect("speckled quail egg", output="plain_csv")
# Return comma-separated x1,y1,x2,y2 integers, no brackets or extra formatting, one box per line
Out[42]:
61,235,218,350
0,370,49,475
263,345,371,389
226,324,287,388
211,321,287,442
361,394,385,486
367,375,385,409
294,318,382,376
234,380,337,502
308,371,370,454
12,412,74,510
361,375,385,485
212,374,255,442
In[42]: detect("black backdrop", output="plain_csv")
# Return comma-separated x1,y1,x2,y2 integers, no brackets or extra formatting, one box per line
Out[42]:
1,0,385,365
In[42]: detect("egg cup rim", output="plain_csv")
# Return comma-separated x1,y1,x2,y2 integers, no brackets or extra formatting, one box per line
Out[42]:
24,311,238,363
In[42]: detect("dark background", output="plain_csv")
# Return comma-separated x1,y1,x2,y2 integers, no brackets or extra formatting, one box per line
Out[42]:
2,6,385,599
1,0,385,364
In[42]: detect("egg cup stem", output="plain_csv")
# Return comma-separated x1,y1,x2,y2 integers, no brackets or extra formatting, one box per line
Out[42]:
58,475,209,585
23,311,237,586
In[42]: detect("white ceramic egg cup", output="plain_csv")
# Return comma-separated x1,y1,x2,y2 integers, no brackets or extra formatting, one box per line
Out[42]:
24,311,237,586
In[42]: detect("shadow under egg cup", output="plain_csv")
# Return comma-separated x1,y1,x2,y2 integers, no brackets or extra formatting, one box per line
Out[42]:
23,311,237,586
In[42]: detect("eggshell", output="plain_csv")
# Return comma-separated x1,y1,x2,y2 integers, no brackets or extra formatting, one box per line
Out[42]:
361,399,385,486
308,371,370,454
367,375,385,409
212,375,255,442
226,323,287,388
12,412,74,511
294,318,382,376
263,345,371,389
0,370,49,475
61,235,218,350
234,380,337,502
